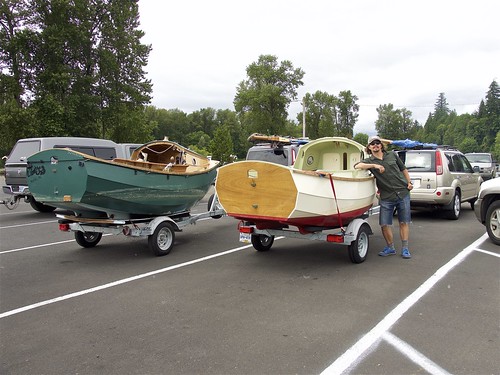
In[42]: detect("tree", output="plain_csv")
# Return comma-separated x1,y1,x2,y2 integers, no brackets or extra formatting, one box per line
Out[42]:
234,54,304,135
483,80,500,142
209,124,233,164
299,91,337,139
375,104,422,142
97,0,152,140
434,92,450,120
335,90,359,137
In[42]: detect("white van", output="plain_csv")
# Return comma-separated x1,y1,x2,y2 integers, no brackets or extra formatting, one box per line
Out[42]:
2,137,140,212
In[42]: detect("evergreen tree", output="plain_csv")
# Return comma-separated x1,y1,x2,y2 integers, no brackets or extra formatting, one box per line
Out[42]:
98,0,152,141
336,90,359,137
209,124,233,164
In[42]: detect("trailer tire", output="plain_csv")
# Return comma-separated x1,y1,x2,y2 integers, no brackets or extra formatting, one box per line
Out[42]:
207,194,223,219
347,223,370,263
149,222,175,256
75,231,102,248
251,234,274,251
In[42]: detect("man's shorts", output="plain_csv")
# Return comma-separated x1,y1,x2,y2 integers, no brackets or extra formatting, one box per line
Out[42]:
379,194,411,226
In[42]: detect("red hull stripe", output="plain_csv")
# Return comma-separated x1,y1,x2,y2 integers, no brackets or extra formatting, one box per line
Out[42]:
227,205,372,229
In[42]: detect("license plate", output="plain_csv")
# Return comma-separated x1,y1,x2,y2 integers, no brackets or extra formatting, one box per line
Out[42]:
411,179,421,188
239,232,251,243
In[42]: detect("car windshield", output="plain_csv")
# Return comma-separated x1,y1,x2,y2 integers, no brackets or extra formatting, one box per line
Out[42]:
466,154,492,163
398,151,435,172
247,148,289,165
7,140,41,162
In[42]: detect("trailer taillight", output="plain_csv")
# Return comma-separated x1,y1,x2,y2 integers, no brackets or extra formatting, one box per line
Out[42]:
239,226,254,234
327,234,344,243
59,223,70,231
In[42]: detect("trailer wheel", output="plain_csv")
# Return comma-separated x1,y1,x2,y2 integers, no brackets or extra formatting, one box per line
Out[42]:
149,222,175,256
207,194,223,219
75,231,102,248
251,234,274,251
348,223,370,263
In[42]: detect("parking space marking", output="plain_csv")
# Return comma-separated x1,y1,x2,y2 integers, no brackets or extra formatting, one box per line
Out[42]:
0,234,112,255
0,219,57,229
0,243,259,319
474,248,500,258
320,233,488,375
382,332,452,375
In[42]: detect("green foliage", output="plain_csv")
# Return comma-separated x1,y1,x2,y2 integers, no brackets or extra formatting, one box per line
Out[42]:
375,104,421,140
209,125,234,164
0,0,152,153
234,54,304,135
353,133,368,146
458,137,479,153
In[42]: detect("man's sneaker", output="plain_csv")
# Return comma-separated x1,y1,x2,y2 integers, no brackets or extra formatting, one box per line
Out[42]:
378,247,396,256
401,248,412,259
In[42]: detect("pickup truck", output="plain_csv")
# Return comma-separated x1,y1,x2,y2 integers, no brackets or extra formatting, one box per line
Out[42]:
2,137,140,212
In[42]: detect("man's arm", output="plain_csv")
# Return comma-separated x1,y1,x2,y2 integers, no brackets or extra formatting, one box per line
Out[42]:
355,162,385,173
402,169,413,190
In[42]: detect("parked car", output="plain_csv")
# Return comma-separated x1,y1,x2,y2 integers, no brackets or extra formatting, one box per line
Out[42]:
246,136,307,166
474,177,500,245
2,137,140,212
396,147,482,220
465,152,496,180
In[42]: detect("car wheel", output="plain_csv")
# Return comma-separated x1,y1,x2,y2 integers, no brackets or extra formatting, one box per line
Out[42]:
444,191,461,220
29,197,56,213
485,200,500,245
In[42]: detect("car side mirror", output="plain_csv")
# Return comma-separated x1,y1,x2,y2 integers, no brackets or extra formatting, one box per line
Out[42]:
473,166,480,173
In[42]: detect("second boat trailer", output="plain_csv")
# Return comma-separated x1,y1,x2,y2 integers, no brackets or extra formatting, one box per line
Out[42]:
56,195,225,256
237,207,378,264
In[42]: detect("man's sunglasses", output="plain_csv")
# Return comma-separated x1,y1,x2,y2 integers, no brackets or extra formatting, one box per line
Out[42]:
369,140,381,146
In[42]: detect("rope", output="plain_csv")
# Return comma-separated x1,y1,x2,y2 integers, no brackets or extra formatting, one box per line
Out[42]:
328,173,345,232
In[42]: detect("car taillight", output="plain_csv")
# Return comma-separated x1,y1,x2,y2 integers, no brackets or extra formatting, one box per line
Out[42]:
435,151,443,175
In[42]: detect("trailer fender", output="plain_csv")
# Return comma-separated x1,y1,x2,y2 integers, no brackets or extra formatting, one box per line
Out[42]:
147,216,181,233
343,218,373,244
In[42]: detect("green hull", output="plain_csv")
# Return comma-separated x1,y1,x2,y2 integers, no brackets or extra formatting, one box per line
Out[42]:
27,149,217,219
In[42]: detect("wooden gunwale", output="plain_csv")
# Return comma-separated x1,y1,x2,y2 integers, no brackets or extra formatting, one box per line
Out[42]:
292,168,374,182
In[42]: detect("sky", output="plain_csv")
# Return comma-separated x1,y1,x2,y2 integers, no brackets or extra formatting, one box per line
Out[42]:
137,0,500,136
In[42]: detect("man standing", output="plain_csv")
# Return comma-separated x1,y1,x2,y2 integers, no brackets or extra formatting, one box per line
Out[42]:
354,135,413,259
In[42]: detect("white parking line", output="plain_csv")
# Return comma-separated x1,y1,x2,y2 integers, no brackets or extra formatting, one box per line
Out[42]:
0,243,256,319
382,332,452,375
0,220,57,229
320,233,489,375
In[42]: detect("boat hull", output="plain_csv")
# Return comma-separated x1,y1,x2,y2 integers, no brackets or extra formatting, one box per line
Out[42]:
27,149,217,219
216,160,376,231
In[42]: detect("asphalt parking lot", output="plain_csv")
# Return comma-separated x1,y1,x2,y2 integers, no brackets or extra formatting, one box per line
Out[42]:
0,188,499,374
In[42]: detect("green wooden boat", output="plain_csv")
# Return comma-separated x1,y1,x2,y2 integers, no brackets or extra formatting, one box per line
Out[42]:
26,140,219,219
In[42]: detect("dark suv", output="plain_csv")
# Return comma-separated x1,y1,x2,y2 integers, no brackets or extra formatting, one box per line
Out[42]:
396,147,482,219
246,136,307,166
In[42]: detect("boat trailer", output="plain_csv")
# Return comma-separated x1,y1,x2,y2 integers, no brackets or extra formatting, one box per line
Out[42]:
56,195,225,256
237,208,378,264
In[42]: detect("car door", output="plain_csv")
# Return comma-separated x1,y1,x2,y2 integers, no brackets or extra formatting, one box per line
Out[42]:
451,153,477,200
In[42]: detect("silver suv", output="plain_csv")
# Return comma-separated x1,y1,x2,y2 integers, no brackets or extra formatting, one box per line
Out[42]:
396,147,482,220
465,152,496,181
